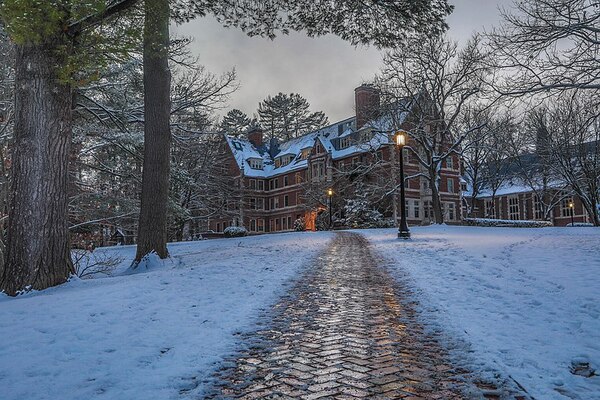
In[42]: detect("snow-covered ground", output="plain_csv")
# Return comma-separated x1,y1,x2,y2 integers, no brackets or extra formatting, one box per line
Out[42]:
0,232,332,400
361,225,600,400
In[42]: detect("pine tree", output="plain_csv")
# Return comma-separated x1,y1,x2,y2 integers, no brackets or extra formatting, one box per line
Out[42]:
258,93,328,141
219,109,251,136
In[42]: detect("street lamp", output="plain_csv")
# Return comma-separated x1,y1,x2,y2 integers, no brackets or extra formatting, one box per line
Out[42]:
327,188,334,229
569,201,575,227
395,131,410,239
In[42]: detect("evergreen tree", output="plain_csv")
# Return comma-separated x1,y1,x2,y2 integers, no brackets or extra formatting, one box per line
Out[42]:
258,93,328,141
219,109,251,136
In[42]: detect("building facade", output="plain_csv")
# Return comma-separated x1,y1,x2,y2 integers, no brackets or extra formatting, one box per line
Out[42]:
201,85,463,235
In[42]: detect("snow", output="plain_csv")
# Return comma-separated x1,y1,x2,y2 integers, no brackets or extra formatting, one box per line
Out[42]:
361,225,600,399
0,232,332,400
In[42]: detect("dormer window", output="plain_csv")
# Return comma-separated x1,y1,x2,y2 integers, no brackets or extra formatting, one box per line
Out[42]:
299,148,311,160
275,154,294,168
248,158,263,170
339,136,352,149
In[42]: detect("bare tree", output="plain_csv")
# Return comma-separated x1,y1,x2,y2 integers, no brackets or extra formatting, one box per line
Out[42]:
544,93,600,225
378,34,491,223
488,0,600,96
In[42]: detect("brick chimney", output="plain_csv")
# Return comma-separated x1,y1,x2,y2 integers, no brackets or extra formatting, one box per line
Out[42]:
247,126,263,147
355,84,380,129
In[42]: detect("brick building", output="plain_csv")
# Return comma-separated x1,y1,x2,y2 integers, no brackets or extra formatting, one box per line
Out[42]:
203,85,462,234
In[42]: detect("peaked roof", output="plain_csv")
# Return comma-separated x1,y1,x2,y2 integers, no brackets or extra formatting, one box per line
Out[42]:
225,101,412,178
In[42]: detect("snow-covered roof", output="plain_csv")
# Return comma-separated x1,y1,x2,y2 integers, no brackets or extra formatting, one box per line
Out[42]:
225,109,410,178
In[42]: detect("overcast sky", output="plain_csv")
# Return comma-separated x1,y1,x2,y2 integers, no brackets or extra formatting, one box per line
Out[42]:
172,1,508,123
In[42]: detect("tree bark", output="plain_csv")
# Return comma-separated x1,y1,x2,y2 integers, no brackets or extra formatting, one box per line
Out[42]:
134,0,171,263
0,42,74,295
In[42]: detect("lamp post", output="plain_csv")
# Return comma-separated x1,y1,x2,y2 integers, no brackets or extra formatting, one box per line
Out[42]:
569,201,575,227
395,131,410,239
327,188,334,229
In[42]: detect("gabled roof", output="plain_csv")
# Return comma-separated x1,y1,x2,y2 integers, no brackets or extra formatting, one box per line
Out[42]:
225,104,411,178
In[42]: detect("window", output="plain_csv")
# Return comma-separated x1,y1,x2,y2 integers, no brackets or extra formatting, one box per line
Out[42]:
375,150,383,161
339,136,351,149
295,172,303,184
250,219,256,232
533,195,543,220
258,180,264,191
447,179,454,193
284,176,288,186
485,199,495,218
352,157,359,166
274,197,280,209
248,158,263,170
257,198,264,210
402,148,410,163
216,222,221,232
561,195,574,217
508,196,520,220
249,198,256,210
300,148,311,160
288,216,292,229
413,200,420,219
446,156,454,169
405,200,409,218
424,201,433,219
446,203,455,220
258,219,265,232
249,179,256,190
284,195,289,207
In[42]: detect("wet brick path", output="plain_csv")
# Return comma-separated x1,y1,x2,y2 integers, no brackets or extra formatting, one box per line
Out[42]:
205,232,525,399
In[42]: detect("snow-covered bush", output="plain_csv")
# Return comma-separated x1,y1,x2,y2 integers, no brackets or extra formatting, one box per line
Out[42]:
463,218,553,228
344,198,384,228
223,226,248,237
294,218,306,231
566,222,595,227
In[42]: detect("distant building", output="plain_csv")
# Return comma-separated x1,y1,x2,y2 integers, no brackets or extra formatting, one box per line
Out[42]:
463,146,598,226
198,85,462,235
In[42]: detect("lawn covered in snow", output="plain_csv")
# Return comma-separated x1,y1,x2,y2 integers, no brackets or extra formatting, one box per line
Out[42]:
0,231,332,400
361,225,600,400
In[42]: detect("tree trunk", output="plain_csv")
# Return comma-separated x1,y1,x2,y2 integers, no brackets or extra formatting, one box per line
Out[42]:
0,42,74,295
134,0,171,263
430,169,444,224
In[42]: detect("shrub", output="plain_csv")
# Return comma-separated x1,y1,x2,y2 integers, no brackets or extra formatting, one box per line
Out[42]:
294,217,306,231
223,226,248,237
73,249,124,279
463,218,553,228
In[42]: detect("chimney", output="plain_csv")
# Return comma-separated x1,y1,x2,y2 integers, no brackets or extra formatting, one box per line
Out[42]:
355,84,380,129
247,126,263,148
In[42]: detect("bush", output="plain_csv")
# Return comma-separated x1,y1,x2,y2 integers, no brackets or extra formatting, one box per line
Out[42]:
294,218,306,231
344,198,384,228
223,226,248,237
73,249,124,279
463,218,553,228
566,222,595,227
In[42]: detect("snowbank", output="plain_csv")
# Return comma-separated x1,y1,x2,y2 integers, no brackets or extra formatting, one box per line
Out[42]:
0,232,332,400
361,225,600,399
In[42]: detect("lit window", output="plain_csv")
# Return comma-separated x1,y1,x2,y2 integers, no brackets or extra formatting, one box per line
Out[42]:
561,195,574,217
446,156,454,169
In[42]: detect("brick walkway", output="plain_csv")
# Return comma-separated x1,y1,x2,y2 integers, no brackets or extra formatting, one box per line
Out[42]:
205,232,525,399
